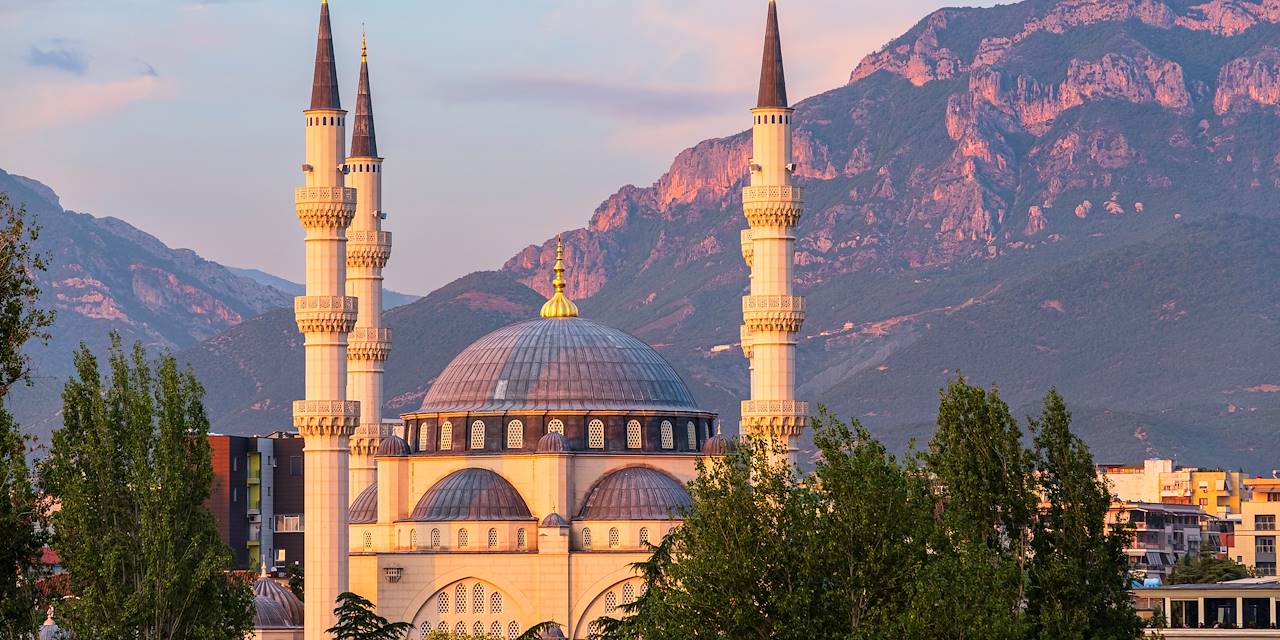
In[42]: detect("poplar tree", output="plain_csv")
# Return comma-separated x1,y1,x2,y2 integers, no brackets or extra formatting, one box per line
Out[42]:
41,337,253,640
0,192,56,640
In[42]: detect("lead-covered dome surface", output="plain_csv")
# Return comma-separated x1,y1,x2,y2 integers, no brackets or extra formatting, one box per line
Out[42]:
419,317,699,413
578,467,692,520
411,468,534,521
350,482,378,524
253,575,303,627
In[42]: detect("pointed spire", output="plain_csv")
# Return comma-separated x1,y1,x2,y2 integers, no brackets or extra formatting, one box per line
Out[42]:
350,31,378,157
540,236,579,319
756,0,788,109
310,0,341,110
259,559,270,578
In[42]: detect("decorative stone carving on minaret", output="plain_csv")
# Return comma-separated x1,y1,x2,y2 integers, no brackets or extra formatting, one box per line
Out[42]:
295,2,358,638
345,31,393,501
740,0,809,463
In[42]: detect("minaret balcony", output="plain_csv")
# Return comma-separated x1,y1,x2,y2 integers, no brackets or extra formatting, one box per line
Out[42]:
294,295,358,334
348,327,392,362
347,230,392,269
740,400,810,437
742,295,805,333
295,186,357,230
740,228,754,267
292,400,360,437
740,324,753,359
742,185,803,228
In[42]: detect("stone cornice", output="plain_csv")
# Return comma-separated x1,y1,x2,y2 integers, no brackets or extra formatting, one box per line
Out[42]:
295,186,357,230
740,228,754,267
742,295,805,333
740,399,810,437
347,230,392,268
293,399,360,437
742,185,804,228
294,295,358,334
740,324,753,359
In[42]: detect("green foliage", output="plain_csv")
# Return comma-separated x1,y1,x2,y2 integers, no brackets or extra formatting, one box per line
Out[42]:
287,562,304,601
597,381,1143,639
328,592,412,640
0,191,56,640
1166,549,1253,585
40,336,254,640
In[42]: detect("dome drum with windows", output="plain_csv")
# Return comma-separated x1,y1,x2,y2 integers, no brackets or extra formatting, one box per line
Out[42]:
400,237,717,455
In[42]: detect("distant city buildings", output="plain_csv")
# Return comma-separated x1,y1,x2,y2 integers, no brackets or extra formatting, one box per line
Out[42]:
206,432,305,571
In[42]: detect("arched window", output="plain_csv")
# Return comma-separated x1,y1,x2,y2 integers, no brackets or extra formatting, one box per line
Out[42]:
547,418,564,435
627,420,642,449
454,622,465,636
660,420,674,449
437,592,449,614
472,622,484,636
639,527,650,546
506,419,524,448
687,421,697,450
437,621,447,632
605,592,618,613
430,528,441,549
362,531,372,550
508,621,520,639
582,527,593,550
458,528,470,549
609,527,620,548
622,583,635,605
487,528,498,549
588,622,601,636
472,585,484,613
419,622,430,638
439,421,453,451
588,419,605,449
417,425,430,452
408,529,417,549
490,592,503,613
454,584,466,613
490,622,501,637
516,528,527,550
470,420,485,450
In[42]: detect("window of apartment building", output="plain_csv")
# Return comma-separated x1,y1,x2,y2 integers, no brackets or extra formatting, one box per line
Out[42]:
1198,498,1208,507
275,514,304,533
276,548,286,563
232,456,238,472
1269,493,1280,502
232,487,237,503
1260,562,1277,577
1258,536,1276,555
289,456,303,476
1258,515,1277,531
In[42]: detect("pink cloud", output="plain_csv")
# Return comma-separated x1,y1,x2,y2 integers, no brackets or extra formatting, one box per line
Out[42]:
12,74,161,129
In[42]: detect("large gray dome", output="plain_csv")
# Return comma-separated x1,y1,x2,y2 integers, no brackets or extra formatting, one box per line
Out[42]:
419,317,699,413
578,467,692,521
410,468,534,521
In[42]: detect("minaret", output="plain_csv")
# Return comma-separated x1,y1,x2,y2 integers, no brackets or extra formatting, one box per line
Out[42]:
346,32,392,501
740,0,808,464
294,2,359,637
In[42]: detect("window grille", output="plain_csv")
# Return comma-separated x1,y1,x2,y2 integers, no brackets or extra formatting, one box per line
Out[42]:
470,421,485,450
609,527,620,548
419,622,430,638
490,592,502,614
660,421,674,449
473,622,484,636
488,528,499,549
439,421,453,451
363,532,372,550
622,584,635,605
605,592,617,613
516,528,527,550
458,529,470,549
687,421,697,450
431,528,441,549
409,530,417,548
627,420,642,449
438,592,449,614
454,622,465,636
418,426,430,452
548,419,564,435
588,420,605,449
508,622,520,639
473,584,485,613
455,585,466,613
639,527,650,546
490,622,501,637
582,528,593,550
506,420,524,449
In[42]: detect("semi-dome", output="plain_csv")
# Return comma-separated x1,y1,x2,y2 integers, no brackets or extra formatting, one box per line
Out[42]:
350,482,378,524
376,435,409,457
537,432,571,453
578,467,692,520
701,433,730,456
411,468,534,521
254,570,304,626
419,317,699,413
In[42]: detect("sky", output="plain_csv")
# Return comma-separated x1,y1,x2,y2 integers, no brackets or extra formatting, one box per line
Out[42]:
0,0,999,294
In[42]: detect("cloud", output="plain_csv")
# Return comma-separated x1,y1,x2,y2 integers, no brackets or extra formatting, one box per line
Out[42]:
443,74,740,120
26,44,87,75
11,74,161,129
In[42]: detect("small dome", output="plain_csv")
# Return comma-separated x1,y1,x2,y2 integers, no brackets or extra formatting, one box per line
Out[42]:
537,432,571,453
350,482,378,524
578,467,692,521
376,435,410,457
254,574,304,627
539,625,567,639
411,468,533,521
540,512,568,528
701,434,730,456
39,611,60,640
253,597,295,629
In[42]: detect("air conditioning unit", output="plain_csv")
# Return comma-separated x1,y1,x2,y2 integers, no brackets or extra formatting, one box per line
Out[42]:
248,514,261,524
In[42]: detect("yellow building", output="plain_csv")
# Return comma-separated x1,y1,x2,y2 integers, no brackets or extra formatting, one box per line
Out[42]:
1229,479,1280,577
1191,469,1249,519
1098,460,1250,519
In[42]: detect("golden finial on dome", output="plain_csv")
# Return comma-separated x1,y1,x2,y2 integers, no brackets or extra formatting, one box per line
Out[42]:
540,236,579,319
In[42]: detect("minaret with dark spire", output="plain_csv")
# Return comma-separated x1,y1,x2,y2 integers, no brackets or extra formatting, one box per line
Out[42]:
740,0,808,464
294,2,358,638
346,30,393,503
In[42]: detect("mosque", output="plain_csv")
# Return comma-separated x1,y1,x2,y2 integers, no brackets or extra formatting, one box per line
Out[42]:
264,1,807,638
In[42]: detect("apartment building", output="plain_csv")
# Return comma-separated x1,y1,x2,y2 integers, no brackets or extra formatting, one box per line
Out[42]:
1228,478,1280,577
1109,502,1211,581
207,432,304,570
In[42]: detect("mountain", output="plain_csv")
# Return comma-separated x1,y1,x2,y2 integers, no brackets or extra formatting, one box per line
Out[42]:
186,0,1280,469
0,169,292,439
226,267,421,310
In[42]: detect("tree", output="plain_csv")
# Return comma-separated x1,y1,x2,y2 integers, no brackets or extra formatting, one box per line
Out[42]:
1167,549,1252,585
1025,389,1142,640
0,192,56,640
328,592,412,640
287,562,304,601
40,337,254,640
